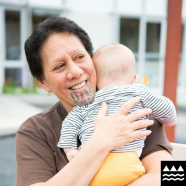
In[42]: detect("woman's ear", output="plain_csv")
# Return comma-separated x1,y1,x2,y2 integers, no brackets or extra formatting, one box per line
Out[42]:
35,77,51,93
131,75,139,84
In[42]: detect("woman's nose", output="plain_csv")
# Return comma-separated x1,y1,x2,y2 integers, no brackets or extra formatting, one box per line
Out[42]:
67,62,83,80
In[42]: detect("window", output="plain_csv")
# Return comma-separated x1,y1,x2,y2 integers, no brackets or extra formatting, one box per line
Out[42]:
5,10,21,61
144,23,161,87
32,10,59,31
146,23,160,53
120,18,139,54
120,18,140,74
4,68,22,87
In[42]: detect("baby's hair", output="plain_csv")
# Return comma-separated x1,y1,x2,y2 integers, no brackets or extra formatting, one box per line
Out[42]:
93,44,136,86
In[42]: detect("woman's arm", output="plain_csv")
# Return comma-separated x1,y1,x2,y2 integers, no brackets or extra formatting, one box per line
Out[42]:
28,97,153,186
127,117,174,186
127,150,172,186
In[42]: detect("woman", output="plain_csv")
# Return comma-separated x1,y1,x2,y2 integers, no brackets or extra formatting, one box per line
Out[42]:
16,17,173,186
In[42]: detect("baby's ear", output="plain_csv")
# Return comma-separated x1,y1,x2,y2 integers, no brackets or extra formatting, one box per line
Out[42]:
131,75,138,84
136,75,139,82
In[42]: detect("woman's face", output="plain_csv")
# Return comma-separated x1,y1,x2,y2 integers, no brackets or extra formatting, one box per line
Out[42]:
39,32,96,112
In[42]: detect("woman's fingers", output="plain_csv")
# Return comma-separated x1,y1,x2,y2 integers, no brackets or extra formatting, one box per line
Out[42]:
129,130,152,142
126,108,152,122
97,102,108,118
117,97,141,115
94,98,154,150
131,120,154,131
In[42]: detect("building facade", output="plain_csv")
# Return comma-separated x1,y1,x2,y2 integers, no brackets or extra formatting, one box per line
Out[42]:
0,0,186,104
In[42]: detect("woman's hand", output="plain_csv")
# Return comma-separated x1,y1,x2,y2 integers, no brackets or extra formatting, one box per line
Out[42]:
93,97,154,151
27,97,153,186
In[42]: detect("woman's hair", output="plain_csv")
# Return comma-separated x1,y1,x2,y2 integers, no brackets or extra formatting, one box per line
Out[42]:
25,17,93,81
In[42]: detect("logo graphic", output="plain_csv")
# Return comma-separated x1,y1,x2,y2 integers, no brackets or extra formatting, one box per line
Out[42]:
161,161,186,186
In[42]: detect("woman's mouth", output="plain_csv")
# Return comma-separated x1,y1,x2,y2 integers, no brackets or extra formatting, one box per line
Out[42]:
70,81,86,90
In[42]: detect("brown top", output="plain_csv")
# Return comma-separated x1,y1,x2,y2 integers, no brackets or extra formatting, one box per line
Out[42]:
15,101,173,186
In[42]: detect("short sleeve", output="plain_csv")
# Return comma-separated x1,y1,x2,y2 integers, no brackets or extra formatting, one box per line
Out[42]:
57,107,84,149
16,129,57,186
138,84,177,126
57,122,80,149
15,102,69,186
140,118,173,161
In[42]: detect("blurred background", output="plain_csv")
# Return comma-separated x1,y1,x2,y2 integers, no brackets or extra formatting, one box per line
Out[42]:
0,0,186,185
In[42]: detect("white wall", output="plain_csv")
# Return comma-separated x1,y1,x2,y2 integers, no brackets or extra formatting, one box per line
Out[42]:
66,0,167,17
145,0,167,17
28,0,63,8
66,12,114,51
66,0,113,14
177,88,186,105
0,0,26,3
116,0,167,17
117,0,142,15
182,0,186,19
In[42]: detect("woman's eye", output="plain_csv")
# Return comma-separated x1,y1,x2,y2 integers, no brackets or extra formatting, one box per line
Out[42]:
55,64,64,70
78,55,84,59
76,55,84,60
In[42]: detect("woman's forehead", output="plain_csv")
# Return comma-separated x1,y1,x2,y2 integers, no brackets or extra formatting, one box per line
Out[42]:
41,33,87,67
41,33,86,60
44,33,84,51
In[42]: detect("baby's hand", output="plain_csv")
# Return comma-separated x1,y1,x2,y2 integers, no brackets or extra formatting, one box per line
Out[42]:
64,148,78,161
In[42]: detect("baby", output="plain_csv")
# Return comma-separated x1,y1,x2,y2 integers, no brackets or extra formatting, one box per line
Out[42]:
57,44,176,186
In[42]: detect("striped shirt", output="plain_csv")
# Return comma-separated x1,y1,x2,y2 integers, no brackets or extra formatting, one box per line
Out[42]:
57,84,176,152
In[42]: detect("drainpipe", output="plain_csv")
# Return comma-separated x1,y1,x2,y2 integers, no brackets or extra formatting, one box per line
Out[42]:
163,0,183,142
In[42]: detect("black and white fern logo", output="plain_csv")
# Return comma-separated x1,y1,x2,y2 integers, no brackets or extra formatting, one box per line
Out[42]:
161,161,186,186
162,165,184,181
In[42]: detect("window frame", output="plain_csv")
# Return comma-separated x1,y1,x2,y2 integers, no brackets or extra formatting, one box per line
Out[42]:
118,14,167,93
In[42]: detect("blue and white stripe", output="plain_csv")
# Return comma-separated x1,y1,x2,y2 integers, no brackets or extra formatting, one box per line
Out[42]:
57,84,176,152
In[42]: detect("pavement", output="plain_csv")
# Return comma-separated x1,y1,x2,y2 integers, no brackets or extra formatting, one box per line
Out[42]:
0,94,59,186
0,134,17,186
0,94,59,136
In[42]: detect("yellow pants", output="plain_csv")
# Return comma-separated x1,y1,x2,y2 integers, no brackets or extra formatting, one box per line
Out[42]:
89,152,145,186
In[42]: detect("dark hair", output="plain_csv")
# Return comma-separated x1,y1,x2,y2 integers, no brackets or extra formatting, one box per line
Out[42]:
25,17,93,81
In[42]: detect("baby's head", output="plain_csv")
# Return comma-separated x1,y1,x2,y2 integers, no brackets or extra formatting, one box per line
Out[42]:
93,44,138,90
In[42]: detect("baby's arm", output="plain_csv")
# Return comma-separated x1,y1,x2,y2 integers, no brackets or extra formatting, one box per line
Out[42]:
57,107,83,155
139,85,177,126
64,148,79,161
